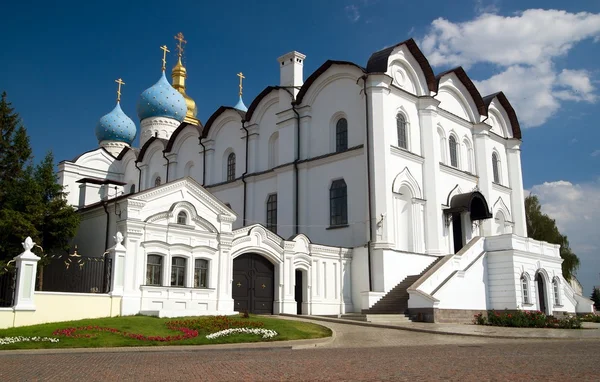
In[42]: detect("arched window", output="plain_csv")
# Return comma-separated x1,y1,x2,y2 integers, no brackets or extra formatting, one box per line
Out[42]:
335,118,348,153
449,135,458,168
553,278,561,306
396,113,407,149
463,139,474,173
227,153,236,181
129,184,136,194
521,274,530,304
177,211,187,225
171,257,186,287
154,176,162,187
266,193,277,234
330,179,348,226
492,152,500,184
194,259,209,288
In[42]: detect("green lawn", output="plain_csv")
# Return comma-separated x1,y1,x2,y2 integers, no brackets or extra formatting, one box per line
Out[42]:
0,315,331,350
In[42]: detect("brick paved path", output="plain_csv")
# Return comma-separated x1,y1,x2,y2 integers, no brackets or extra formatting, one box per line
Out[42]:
1,322,599,381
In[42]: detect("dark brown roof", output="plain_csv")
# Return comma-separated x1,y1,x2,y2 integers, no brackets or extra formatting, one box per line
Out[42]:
294,60,365,105
165,122,204,152
366,38,437,92
445,191,492,221
243,86,279,123
435,67,488,118
76,177,127,186
201,106,246,139
483,92,522,140
136,137,168,162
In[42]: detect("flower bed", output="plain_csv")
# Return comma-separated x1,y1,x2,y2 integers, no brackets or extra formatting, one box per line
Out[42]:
580,313,600,323
53,324,199,342
206,328,278,340
0,336,59,345
474,310,581,329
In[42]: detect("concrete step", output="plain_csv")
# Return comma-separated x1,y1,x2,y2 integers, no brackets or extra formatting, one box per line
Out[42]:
339,313,369,322
366,314,412,324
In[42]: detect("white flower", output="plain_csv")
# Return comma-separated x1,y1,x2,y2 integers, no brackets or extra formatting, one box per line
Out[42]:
206,328,278,340
0,336,60,345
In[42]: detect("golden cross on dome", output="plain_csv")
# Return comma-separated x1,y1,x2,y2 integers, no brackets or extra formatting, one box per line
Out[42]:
160,45,170,71
237,72,245,97
174,32,187,58
115,78,125,103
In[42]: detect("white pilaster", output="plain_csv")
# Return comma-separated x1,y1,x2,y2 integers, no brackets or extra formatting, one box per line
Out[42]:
506,139,527,236
13,237,41,311
473,123,493,235
417,97,444,255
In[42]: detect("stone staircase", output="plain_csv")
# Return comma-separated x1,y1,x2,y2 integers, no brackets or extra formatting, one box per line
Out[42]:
361,257,444,315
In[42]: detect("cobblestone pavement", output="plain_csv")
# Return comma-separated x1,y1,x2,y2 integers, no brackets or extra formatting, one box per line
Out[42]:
1,321,599,381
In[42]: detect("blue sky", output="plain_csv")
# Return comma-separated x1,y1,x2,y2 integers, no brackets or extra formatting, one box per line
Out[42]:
1,0,599,293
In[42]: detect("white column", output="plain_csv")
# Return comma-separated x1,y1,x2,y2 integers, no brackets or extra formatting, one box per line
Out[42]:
121,224,143,316
109,232,126,296
473,123,494,236
417,98,444,255
203,139,215,185
13,237,41,311
506,139,527,237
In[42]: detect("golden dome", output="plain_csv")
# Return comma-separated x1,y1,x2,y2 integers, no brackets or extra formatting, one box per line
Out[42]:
171,56,199,125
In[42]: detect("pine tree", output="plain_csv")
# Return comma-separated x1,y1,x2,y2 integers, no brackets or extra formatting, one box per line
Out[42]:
525,195,580,281
591,287,600,310
0,92,79,261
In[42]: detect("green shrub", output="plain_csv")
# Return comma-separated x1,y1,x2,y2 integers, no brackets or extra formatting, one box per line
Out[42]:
580,313,600,323
473,310,581,329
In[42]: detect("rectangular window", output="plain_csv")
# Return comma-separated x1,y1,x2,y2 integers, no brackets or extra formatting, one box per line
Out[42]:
266,193,277,234
335,118,348,153
194,259,208,288
522,278,529,304
553,281,560,305
146,255,162,286
171,257,186,287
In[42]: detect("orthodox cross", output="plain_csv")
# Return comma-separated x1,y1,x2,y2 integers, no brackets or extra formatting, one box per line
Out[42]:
114,78,125,103
174,32,187,58
237,72,245,97
160,45,170,71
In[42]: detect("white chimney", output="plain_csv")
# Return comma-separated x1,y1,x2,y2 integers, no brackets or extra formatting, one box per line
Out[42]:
277,51,306,97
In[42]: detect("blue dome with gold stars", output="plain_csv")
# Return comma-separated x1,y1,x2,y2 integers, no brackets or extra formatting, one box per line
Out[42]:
95,102,137,144
136,71,186,122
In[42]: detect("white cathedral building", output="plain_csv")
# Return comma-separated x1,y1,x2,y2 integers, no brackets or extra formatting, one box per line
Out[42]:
57,36,593,322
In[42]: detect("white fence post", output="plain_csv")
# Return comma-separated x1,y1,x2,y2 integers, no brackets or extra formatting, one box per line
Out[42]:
13,237,40,311
109,232,126,296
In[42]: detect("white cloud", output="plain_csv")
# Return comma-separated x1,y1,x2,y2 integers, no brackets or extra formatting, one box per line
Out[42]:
591,149,600,157
345,5,360,22
530,180,600,293
421,9,600,127
570,138,578,145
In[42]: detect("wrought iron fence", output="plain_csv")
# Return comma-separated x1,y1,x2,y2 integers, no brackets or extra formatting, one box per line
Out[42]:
0,267,17,307
36,250,112,294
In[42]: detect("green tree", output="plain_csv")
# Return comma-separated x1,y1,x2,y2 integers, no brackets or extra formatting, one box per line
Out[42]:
591,287,600,310
0,92,79,262
525,194,580,281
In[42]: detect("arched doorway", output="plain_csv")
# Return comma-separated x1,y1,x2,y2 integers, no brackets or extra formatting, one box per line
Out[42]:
535,273,547,314
232,253,274,314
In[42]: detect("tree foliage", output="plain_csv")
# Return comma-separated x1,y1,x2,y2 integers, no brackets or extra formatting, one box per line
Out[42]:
0,92,79,262
591,288,600,310
525,194,580,281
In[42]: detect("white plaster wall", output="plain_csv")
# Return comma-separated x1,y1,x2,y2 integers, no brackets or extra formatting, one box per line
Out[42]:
209,118,244,184
380,250,436,292
486,251,518,309
172,132,203,181
145,145,166,189
434,254,489,309
350,246,369,311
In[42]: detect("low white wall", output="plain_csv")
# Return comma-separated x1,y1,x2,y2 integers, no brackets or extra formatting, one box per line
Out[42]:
140,286,220,316
351,246,369,311
0,292,121,329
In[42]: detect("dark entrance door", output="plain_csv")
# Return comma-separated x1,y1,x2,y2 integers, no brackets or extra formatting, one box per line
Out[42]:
295,270,303,315
232,253,274,314
536,274,547,314
452,213,463,253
